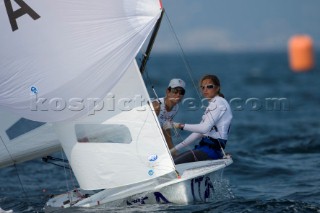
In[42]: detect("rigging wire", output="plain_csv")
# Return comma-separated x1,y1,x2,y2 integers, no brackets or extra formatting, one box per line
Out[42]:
164,11,202,102
141,10,194,135
60,150,72,203
142,10,202,103
43,152,85,205
139,10,201,153
163,12,228,158
0,135,29,202
141,10,227,160
141,61,160,103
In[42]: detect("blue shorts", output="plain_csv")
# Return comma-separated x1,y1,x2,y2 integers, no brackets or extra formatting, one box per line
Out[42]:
194,137,226,159
195,145,223,159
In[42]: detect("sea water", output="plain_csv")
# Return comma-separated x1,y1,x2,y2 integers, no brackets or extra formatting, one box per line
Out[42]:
1,52,320,212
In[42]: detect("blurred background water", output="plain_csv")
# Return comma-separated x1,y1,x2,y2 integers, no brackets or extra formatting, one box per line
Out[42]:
1,52,320,212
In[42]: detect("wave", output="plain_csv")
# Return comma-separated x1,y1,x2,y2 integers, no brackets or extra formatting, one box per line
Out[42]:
211,198,320,213
251,134,320,155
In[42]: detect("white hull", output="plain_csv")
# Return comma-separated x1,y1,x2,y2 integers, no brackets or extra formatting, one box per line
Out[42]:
45,157,232,210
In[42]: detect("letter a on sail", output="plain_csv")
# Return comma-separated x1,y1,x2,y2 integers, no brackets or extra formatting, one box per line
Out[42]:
4,0,41,31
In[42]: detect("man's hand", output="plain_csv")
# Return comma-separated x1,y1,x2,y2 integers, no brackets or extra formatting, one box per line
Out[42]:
163,121,182,130
163,120,173,130
172,122,181,129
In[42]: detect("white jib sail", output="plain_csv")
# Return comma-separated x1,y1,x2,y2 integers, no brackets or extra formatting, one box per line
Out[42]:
0,0,162,122
55,60,176,190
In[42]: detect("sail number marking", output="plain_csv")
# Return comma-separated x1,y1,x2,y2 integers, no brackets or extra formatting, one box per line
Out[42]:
126,176,214,205
4,0,40,31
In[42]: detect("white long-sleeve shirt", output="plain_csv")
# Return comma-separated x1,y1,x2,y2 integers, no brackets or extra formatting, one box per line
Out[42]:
175,96,232,151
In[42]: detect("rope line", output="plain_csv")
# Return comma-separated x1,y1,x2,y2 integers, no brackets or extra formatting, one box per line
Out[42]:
0,135,29,202
60,150,72,203
164,11,228,158
164,11,202,102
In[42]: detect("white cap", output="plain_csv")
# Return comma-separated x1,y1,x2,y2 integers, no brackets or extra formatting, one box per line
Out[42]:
168,78,186,90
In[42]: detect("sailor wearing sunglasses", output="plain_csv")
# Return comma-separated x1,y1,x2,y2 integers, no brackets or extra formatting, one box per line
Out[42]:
170,75,233,164
152,78,186,150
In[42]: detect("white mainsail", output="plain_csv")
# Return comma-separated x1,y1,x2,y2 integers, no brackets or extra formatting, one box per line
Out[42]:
0,0,162,122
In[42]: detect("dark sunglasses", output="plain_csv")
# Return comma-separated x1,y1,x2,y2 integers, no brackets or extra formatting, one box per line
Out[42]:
170,87,185,95
200,84,215,90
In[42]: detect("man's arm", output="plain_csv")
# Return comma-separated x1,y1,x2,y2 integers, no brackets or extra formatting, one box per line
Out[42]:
163,128,174,150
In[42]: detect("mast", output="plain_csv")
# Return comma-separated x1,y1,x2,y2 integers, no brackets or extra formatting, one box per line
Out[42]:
140,9,165,74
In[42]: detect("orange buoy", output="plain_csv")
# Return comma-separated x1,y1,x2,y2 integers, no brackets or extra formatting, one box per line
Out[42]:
288,35,315,72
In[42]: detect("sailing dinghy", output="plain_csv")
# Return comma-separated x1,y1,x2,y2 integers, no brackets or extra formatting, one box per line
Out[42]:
0,0,233,209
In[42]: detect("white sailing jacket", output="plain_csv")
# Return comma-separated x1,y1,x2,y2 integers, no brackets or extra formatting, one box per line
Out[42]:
175,96,232,151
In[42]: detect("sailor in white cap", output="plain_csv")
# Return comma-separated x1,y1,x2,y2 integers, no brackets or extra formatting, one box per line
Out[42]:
152,78,186,150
